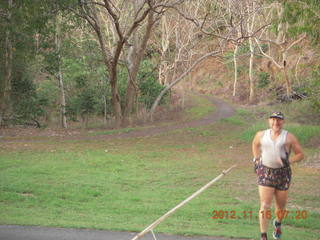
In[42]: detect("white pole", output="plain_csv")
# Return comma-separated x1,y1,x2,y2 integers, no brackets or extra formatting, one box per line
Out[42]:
131,165,237,240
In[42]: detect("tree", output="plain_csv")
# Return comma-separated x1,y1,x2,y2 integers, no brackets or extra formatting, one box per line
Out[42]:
216,0,273,103
0,0,52,126
0,0,13,126
246,1,258,103
122,2,155,126
149,49,222,118
254,1,307,98
283,0,320,44
153,1,204,109
55,12,68,128
150,0,228,117
65,0,187,127
150,0,271,114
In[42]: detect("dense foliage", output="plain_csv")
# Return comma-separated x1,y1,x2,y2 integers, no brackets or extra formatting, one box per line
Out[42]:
0,0,319,128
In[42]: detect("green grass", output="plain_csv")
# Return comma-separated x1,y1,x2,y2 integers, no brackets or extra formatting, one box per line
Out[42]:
0,98,319,240
184,94,216,120
220,108,250,126
88,127,136,136
240,122,320,144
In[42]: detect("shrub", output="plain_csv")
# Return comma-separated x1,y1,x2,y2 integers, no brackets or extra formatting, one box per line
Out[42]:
11,71,46,127
138,60,168,109
294,65,320,122
257,72,270,88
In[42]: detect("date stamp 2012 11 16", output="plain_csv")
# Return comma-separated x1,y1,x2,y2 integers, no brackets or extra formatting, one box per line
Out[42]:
211,210,308,220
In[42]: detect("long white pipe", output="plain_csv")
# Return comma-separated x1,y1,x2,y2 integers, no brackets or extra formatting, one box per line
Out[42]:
131,164,237,240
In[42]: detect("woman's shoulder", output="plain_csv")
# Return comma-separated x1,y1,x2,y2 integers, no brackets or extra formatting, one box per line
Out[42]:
255,129,268,139
285,131,298,142
260,129,269,135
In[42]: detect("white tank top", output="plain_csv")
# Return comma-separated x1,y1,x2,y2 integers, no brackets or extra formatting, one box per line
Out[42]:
261,129,289,168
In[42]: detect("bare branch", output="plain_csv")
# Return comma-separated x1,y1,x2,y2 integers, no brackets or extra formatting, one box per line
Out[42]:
85,1,107,8
254,37,283,69
166,4,200,26
124,5,152,40
68,6,96,31
134,0,148,20
258,38,286,47
103,0,124,40
150,49,222,116
286,33,306,52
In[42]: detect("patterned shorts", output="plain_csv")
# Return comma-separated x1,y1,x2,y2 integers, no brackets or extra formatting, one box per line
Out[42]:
254,162,292,191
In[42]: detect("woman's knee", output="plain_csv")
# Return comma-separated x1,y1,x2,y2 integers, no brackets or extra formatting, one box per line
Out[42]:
260,201,272,210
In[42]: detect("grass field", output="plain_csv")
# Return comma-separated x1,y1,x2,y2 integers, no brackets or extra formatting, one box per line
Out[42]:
0,98,319,240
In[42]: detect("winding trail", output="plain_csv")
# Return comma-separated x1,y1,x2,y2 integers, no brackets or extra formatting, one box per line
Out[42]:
125,96,235,138
91,96,235,140
0,96,234,142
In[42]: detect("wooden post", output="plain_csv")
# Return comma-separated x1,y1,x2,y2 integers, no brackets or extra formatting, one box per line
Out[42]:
131,165,237,240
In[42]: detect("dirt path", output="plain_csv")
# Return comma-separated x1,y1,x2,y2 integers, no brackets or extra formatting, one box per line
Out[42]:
0,95,235,142
90,96,235,139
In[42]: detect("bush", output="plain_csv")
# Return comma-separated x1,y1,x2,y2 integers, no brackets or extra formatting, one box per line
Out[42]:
306,68,320,114
78,87,98,117
138,60,168,109
65,85,100,122
115,60,168,110
294,65,320,122
257,72,270,88
11,71,46,127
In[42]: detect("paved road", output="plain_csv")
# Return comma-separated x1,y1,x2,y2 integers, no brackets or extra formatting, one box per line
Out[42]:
0,225,249,240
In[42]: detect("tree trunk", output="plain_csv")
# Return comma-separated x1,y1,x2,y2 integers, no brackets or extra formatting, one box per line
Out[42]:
122,10,154,127
122,35,138,127
103,94,107,124
55,13,67,128
110,67,122,128
295,55,302,86
282,58,292,97
232,45,238,97
80,3,123,128
122,71,137,127
247,1,257,104
57,69,67,128
85,113,89,128
0,0,13,126
158,15,170,85
248,37,256,104
94,25,122,128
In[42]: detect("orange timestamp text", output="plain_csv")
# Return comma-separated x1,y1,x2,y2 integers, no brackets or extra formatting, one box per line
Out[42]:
211,210,308,220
